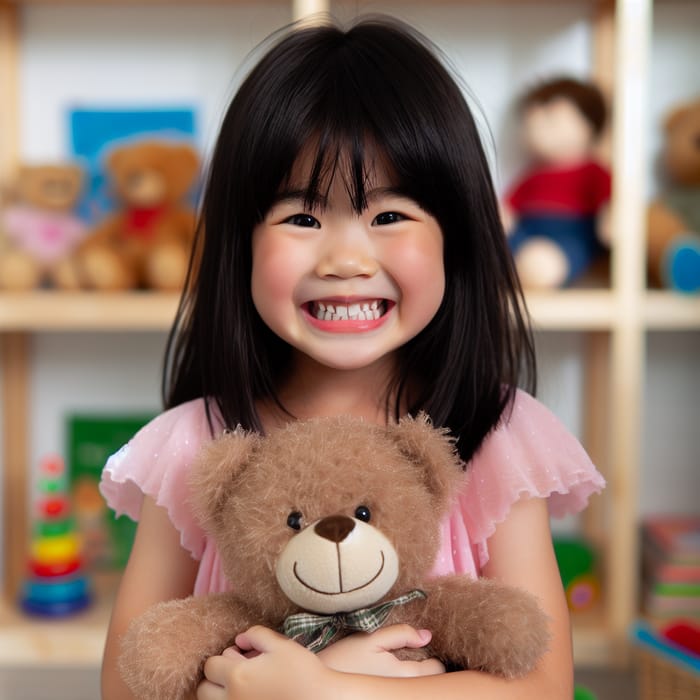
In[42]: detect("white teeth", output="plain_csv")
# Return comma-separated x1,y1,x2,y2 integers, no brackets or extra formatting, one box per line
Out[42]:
313,300,386,321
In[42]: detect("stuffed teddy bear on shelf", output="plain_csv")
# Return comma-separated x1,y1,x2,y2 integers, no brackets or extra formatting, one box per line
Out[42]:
647,97,700,294
0,164,87,290
75,139,200,291
502,77,612,289
119,415,550,700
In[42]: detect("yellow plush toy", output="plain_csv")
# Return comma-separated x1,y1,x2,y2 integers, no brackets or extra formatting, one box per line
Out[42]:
647,98,700,294
0,164,87,290
76,139,200,291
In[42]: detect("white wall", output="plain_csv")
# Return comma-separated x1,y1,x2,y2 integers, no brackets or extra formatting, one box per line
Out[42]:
1,1,698,574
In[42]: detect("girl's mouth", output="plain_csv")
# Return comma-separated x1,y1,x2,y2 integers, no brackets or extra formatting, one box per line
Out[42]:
307,299,389,322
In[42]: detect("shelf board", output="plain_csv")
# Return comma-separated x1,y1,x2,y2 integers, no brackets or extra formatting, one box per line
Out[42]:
526,289,617,330
0,573,116,667
643,290,700,330
0,291,179,331
0,289,697,333
0,578,619,668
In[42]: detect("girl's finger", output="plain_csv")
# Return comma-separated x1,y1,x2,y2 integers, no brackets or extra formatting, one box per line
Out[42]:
202,653,241,686
234,624,290,653
368,624,433,651
196,678,226,700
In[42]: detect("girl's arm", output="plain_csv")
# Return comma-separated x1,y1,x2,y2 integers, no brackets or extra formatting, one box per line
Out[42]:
198,495,574,700
102,496,199,700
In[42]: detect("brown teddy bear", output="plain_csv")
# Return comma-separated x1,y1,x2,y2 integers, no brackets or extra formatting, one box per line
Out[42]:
647,98,700,294
119,415,550,700
0,164,86,290
76,139,199,291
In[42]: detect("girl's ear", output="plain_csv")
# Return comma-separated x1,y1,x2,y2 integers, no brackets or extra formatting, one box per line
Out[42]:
188,427,262,533
387,413,464,510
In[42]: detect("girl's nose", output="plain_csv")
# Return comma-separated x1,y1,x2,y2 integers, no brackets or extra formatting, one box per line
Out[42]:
315,230,379,279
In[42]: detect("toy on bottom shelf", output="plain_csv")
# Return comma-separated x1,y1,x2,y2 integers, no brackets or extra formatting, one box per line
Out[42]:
553,536,600,613
119,415,550,700
647,98,700,294
0,164,87,290
502,77,612,289
20,455,92,617
75,139,200,291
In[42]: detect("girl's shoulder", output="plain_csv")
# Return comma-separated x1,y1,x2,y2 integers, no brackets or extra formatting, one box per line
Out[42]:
99,398,223,559
456,389,605,563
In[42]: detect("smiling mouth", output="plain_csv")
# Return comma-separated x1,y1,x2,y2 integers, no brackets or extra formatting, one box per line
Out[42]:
307,300,389,322
293,551,386,595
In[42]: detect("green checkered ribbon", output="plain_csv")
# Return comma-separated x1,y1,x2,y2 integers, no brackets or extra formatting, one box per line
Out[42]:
281,589,427,652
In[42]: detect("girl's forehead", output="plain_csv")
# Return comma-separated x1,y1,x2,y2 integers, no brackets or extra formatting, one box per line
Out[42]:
282,141,396,198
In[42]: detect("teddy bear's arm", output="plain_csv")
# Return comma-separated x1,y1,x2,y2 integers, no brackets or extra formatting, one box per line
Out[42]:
389,575,550,679
119,592,266,700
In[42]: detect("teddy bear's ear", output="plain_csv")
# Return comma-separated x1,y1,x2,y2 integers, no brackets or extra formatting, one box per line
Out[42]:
188,427,262,533
387,413,464,509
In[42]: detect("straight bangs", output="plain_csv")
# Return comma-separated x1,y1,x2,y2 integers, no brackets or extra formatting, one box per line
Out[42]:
228,18,481,228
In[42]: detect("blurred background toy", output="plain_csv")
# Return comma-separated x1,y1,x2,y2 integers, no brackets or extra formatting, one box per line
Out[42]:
502,77,611,289
0,164,87,290
553,535,600,613
20,455,92,617
75,139,200,291
647,98,700,294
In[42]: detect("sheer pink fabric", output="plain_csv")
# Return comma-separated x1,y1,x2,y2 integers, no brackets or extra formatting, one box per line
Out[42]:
100,391,604,594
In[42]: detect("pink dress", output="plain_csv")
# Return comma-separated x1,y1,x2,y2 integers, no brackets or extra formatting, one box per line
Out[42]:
99,390,605,595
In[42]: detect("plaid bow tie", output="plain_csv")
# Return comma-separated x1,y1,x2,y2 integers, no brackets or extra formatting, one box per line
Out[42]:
281,589,427,652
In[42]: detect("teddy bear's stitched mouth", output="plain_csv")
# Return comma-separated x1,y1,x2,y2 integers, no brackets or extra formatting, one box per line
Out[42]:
292,550,386,596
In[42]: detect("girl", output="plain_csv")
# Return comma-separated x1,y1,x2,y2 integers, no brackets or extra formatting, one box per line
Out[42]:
100,16,605,700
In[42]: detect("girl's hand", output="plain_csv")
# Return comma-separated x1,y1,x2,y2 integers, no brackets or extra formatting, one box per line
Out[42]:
197,626,332,700
317,624,446,677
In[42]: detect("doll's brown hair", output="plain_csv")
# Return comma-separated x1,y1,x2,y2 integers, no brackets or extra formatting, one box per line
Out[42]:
520,77,607,136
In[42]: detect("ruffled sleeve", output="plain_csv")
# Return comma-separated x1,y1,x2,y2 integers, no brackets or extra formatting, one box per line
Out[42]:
433,390,605,575
99,398,220,561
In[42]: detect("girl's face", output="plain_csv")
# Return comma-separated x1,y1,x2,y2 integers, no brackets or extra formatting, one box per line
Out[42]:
251,155,445,372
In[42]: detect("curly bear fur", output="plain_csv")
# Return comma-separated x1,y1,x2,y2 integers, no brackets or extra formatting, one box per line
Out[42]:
119,415,550,700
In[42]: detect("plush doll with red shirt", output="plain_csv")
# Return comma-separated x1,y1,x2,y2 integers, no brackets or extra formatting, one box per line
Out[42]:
502,77,612,289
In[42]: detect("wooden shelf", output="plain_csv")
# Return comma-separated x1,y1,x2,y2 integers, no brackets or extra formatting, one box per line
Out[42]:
0,573,116,668
0,291,179,331
0,572,614,668
0,289,696,333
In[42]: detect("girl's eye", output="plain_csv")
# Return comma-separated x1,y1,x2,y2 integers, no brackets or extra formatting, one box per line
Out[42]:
354,505,371,522
287,511,303,530
284,213,320,228
372,211,404,226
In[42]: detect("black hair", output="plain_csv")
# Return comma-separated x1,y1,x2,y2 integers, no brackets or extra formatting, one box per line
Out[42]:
163,15,536,464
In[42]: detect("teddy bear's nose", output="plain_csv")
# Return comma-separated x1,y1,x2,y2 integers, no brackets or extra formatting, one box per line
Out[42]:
314,515,355,543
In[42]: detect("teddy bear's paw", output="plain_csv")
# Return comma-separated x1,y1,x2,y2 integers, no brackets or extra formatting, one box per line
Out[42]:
0,249,41,290
145,240,189,291
79,245,136,291
391,646,433,663
118,600,221,700
465,588,551,679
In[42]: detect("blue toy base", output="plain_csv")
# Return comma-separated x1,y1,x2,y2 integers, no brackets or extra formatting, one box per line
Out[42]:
664,237,700,294
20,593,91,618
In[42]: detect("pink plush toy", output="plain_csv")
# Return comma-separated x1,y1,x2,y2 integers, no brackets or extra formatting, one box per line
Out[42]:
0,164,87,290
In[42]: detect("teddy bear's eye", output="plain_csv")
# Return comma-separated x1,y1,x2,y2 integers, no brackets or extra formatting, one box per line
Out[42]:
354,505,371,522
287,511,303,530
